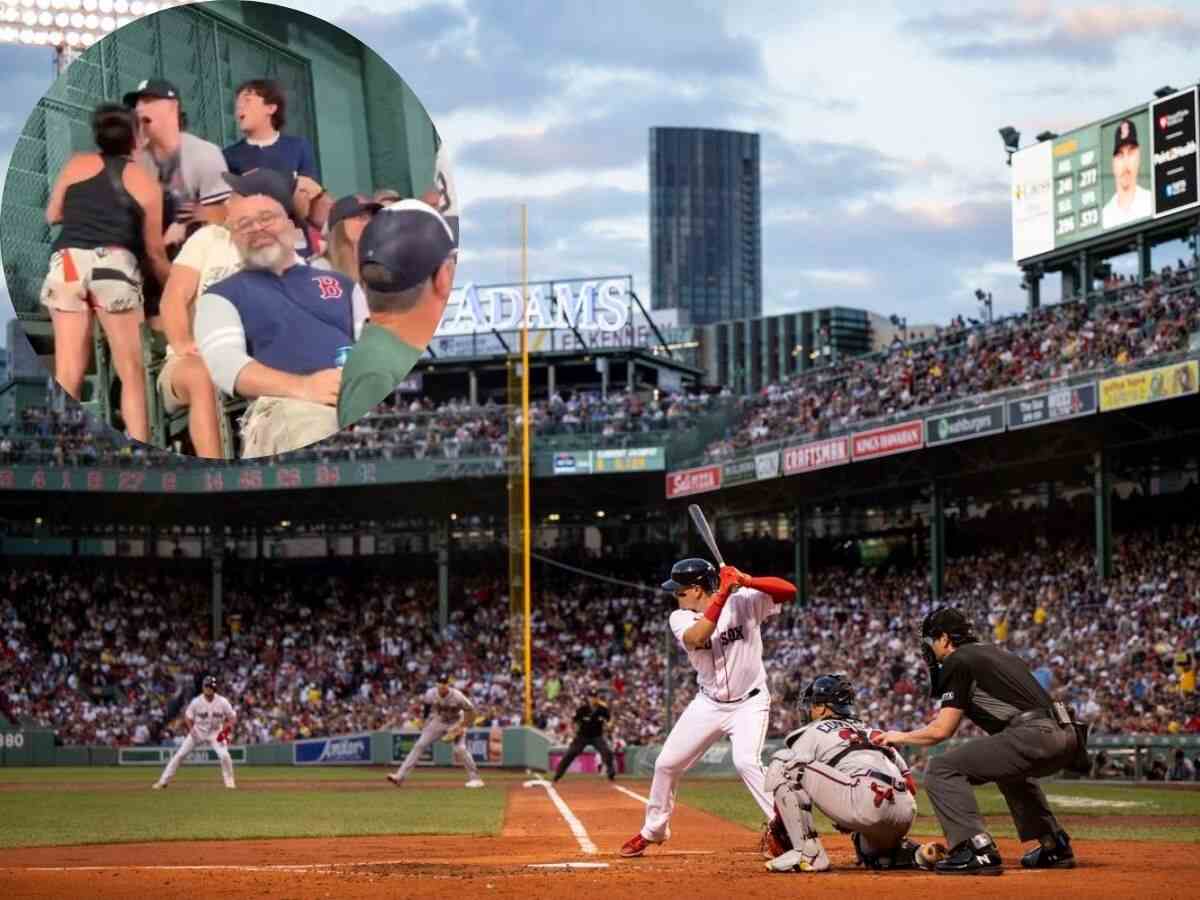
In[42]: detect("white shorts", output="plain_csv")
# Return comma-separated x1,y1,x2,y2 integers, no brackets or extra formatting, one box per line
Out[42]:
40,246,143,313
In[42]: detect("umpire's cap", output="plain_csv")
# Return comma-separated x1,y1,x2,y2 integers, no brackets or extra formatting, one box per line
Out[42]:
358,199,456,294
662,558,718,595
802,673,855,718
921,607,979,645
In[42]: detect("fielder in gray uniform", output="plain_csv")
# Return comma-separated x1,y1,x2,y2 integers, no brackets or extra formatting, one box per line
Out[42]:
388,672,484,788
874,608,1087,876
762,673,924,873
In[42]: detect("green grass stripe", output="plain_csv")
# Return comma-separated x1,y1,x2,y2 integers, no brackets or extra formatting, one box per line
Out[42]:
0,766,531,785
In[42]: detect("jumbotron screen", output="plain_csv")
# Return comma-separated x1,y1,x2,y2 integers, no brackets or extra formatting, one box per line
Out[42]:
1011,87,1200,262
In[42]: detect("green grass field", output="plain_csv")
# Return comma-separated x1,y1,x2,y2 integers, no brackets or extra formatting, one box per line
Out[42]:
1,767,1196,849
679,779,1200,842
0,767,513,848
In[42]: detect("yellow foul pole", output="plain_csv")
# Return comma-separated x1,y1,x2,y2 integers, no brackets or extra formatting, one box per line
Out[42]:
521,204,533,726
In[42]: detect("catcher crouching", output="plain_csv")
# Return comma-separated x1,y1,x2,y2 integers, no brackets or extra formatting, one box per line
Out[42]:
760,674,942,873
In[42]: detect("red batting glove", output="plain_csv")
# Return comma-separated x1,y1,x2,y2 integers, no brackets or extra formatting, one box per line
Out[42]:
216,725,231,744
717,565,742,596
903,772,917,797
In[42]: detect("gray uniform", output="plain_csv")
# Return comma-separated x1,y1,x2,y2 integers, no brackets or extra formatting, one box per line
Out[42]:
924,642,1078,847
766,717,916,870
392,685,480,782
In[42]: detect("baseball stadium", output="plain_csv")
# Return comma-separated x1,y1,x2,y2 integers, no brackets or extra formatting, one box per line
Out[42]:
2,5,1200,900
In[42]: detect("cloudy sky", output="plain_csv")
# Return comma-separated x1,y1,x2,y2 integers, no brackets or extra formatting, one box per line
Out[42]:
3,0,1200,348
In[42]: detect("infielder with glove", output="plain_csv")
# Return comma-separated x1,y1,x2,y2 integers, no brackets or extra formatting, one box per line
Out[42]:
153,675,237,790
620,558,795,858
761,674,926,874
388,672,484,788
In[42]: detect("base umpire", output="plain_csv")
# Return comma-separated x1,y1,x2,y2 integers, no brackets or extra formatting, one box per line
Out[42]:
551,689,617,782
874,607,1089,875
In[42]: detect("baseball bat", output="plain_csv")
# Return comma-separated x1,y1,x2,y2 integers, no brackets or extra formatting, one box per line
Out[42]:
687,503,724,567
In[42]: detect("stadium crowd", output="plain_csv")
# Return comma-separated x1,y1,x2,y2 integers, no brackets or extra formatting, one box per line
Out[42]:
705,264,1200,461
3,517,1198,780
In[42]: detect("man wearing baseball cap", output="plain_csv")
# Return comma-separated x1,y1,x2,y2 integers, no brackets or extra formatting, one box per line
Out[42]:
1101,116,1153,230
336,199,457,427
125,78,230,250
311,194,384,280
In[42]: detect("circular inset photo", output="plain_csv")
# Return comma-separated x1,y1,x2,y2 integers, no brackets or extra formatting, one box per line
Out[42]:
0,0,459,459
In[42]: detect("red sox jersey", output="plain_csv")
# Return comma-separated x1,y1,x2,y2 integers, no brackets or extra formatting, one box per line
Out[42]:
783,717,911,782
669,587,780,701
422,687,474,725
186,693,236,741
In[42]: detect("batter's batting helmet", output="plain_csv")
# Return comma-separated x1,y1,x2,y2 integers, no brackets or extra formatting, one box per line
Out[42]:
202,675,217,690
662,558,719,595
921,607,978,646
802,673,855,718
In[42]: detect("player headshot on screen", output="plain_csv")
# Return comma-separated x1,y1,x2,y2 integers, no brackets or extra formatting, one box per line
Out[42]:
1102,118,1153,230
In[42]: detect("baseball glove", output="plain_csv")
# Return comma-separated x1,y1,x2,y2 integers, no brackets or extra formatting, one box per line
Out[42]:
760,816,793,860
216,725,231,745
441,727,464,744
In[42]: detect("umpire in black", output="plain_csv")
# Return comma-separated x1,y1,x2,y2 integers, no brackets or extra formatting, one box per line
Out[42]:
551,689,617,782
875,608,1086,875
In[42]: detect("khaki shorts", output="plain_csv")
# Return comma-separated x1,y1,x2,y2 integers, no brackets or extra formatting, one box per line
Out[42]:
239,396,338,458
157,351,186,415
40,247,143,313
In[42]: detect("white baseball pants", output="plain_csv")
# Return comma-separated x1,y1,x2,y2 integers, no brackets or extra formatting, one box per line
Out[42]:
393,720,480,781
157,734,235,787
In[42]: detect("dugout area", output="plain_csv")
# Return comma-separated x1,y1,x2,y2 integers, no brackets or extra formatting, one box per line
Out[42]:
0,766,1196,898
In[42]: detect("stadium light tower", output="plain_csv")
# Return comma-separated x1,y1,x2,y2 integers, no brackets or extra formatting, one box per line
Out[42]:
1154,85,1177,98
0,1,192,75
1036,130,1058,143
998,126,1021,166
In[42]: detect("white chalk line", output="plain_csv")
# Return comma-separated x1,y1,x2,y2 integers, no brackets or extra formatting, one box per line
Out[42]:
16,860,414,873
523,775,598,855
612,783,650,805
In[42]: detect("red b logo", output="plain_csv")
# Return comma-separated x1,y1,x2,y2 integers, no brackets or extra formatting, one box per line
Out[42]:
314,276,343,300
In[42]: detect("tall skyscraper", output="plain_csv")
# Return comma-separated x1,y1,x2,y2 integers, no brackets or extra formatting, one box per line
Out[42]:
649,127,761,324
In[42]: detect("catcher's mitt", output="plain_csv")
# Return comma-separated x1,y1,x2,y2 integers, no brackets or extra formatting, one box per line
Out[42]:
760,816,793,860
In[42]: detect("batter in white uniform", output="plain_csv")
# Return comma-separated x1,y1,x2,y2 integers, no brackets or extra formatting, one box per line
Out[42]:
153,675,237,789
388,672,484,788
762,673,922,873
620,558,795,858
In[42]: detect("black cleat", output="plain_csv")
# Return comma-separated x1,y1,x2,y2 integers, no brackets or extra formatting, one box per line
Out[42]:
935,833,1003,876
1021,830,1076,869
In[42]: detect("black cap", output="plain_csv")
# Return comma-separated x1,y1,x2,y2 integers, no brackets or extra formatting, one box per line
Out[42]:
921,607,978,644
123,78,181,108
202,675,217,689
328,194,383,232
1113,118,1139,155
358,199,456,293
222,169,296,220
661,557,718,594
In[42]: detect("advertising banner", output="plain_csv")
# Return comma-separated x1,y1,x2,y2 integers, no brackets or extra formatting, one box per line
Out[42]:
391,729,503,767
925,404,1005,447
1151,87,1200,218
293,734,372,765
392,731,435,766
665,464,721,498
118,745,248,766
754,451,780,481
553,451,593,475
592,447,665,473
851,421,923,460
1011,139,1054,261
1099,360,1199,412
721,457,759,487
781,436,851,475
1006,382,1098,430
548,748,627,775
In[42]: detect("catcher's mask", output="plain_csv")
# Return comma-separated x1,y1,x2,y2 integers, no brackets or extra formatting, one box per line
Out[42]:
661,557,718,596
802,673,855,721
921,607,978,647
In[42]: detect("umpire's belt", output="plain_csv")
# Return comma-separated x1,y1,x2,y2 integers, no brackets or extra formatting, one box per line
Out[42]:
704,687,760,704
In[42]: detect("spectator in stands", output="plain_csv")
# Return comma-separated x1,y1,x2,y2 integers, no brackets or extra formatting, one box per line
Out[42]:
125,79,230,252
194,191,367,456
42,102,172,444
312,195,383,282
223,79,319,182
337,200,456,427
1167,748,1192,781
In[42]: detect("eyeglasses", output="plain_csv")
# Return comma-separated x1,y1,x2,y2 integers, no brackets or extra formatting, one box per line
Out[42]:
230,209,286,235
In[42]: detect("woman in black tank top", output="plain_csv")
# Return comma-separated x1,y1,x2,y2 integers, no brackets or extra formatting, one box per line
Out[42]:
42,103,170,444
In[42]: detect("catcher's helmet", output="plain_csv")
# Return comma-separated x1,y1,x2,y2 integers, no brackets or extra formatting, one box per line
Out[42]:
921,607,978,646
662,557,718,595
202,675,217,690
802,673,855,718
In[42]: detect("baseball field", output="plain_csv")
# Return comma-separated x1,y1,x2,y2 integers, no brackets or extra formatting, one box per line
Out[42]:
1,766,1198,898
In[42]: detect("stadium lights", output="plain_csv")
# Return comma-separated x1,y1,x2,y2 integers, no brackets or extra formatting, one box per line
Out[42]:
596,510,606,518
998,126,1020,166
1154,85,1177,98
0,0,186,50
1036,130,1058,142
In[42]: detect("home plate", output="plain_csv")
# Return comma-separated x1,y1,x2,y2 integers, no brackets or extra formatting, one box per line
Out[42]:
527,862,611,869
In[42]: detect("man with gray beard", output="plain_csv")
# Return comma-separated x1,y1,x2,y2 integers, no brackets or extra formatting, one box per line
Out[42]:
195,190,367,457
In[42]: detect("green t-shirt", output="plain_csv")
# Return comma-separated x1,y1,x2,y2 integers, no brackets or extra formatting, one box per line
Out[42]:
336,324,424,427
